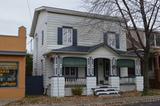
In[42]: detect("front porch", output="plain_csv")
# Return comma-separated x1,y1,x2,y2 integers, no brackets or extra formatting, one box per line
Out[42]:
48,55,143,97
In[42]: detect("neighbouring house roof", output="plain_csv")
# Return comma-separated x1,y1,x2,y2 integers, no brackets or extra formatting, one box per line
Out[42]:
30,6,125,37
46,43,138,57
129,27,160,34
0,51,26,56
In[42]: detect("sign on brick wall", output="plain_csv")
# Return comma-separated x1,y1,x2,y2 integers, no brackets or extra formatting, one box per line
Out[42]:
0,62,18,87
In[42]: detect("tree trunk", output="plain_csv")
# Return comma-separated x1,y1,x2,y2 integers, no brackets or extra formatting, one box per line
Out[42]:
143,52,150,93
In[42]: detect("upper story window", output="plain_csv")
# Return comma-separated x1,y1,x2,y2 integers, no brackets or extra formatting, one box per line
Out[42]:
107,33,116,48
156,35,160,46
57,26,77,46
62,28,73,45
150,34,160,47
104,32,120,49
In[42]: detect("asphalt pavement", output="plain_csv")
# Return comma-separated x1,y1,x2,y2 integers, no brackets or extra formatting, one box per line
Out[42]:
126,101,160,106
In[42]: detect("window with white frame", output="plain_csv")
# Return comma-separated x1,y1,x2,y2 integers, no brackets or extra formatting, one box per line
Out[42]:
62,28,73,45
150,34,160,47
150,34,155,46
107,32,116,48
156,35,160,46
62,67,77,78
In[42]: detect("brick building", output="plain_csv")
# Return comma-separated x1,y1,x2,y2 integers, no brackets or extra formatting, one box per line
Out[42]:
0,26,26,99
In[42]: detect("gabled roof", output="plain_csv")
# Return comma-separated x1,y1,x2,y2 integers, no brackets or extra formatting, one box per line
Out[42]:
30,6,125,37
46,43,137,57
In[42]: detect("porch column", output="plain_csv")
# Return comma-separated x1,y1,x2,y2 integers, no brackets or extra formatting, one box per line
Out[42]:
86,57,96,95
135,59,144,91
109,57,120,90
135,59,141,76
50,55,65,97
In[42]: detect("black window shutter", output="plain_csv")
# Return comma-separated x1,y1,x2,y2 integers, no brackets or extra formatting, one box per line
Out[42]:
103,32,108,45
57,27,63,45
42,30,44,45
116,34,120,49
73,29,77,46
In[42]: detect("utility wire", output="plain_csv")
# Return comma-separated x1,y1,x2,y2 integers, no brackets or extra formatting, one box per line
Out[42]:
26,0,32,20
27,39,33,53
26,0,33,53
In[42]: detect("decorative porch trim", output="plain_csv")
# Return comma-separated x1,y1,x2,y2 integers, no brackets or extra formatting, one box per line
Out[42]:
53,55,62,76
87,57,94,77
111,57,117,76
135,59,141,76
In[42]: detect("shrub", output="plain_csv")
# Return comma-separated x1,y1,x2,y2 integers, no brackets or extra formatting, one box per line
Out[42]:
71,86,83,96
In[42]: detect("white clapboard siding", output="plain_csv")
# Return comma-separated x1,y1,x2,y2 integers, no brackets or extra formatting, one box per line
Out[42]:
43,58,54,89
32,10,128,89
32,11,48,76
46,13,127,51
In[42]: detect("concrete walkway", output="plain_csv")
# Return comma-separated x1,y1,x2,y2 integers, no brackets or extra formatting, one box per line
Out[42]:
4,95,160,106
0,100,15,106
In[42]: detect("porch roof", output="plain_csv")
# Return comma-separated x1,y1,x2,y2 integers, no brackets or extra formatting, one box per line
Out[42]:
46,43,140,57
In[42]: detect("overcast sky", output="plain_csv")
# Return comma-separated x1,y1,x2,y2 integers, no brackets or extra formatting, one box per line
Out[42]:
0,0,84,35
0,0,84,52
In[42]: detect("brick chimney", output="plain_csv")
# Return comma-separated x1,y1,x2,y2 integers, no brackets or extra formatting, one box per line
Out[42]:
18,26,26,38
18,26,26,51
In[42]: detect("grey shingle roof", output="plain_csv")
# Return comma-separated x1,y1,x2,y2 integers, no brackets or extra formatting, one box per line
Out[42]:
52,45,91,53
50,43,138,57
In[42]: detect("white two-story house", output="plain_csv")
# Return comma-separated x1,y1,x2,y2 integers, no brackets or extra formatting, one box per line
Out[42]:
30,6,143,97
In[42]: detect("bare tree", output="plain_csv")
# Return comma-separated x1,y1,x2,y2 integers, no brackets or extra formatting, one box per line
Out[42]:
83,0,160,93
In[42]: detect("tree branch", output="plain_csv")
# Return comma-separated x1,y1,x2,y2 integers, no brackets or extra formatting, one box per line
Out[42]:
122,0,145,49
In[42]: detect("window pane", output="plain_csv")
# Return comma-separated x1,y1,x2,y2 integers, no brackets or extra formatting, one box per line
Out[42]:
107,33,116,48
71,68,76,75
150,34,154,46
63,28,73,45
128,68,135,77
156,35,160,46
0,62,18,87
65,67,70,75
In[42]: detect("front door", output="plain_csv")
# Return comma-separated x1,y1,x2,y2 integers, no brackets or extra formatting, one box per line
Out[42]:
94,58,110,85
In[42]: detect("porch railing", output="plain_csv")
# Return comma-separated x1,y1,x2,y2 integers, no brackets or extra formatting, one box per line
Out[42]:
120,77,135,85
65,78,86,87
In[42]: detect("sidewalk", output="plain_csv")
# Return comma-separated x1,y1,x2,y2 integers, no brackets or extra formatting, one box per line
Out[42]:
4,95,160,106
0,100,15,106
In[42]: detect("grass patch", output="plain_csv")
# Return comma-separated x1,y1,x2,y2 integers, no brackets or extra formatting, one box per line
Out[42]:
120,91,142,97
142,89,160,96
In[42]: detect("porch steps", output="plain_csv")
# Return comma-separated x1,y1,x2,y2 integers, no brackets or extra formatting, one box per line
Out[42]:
92,85,120,96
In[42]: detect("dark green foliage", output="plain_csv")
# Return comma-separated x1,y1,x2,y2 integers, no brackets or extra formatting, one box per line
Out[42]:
26,54,33,76
71,86,83,96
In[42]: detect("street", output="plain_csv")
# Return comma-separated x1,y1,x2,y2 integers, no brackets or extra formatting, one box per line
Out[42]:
126,101,160,106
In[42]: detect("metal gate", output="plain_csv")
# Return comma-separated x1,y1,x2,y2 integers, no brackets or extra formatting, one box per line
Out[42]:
25,76,44,95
